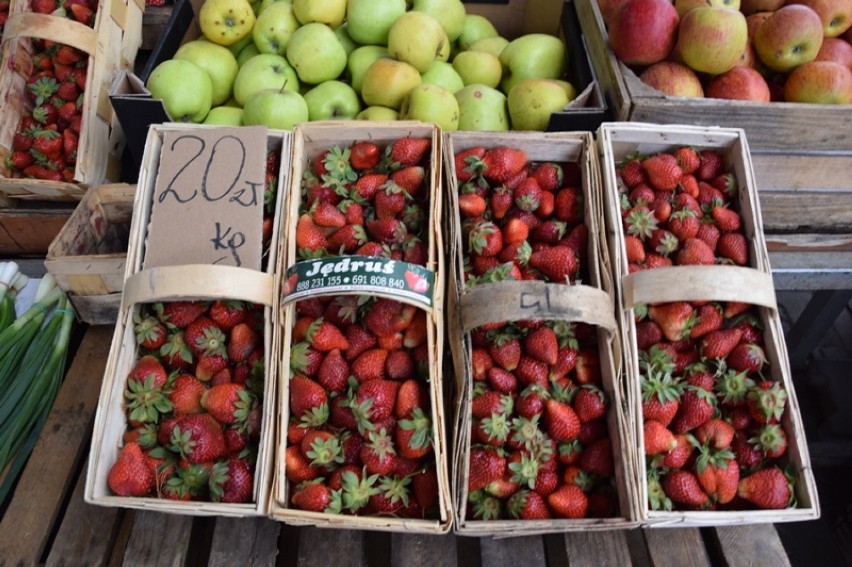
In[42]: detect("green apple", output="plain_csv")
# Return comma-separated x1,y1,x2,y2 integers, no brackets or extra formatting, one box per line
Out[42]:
335,23,358,56
361,58,422,109
252,1,299,55
347,46,390,93
303,80,362,120
237,42,261,67
234,53,299,106
421,61,465,93
286,23,348,84
174,40,239,106
388,11,448,73
356,106,400,121
410,0,466,42
499,34,567,94
242,89,309,129
457,14,499,51
147,59,213,123
227,34,254,58
293,0,346,27
256,0,290,14
455,83,510,131
452,50,502,88
346,0,407,45
203,105,244,125
508,78,576,131
400,83,459,130
470,36,510,57
199,0,256,46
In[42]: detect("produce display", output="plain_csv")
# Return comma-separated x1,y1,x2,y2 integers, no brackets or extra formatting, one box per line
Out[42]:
3,0,96,181
454,145,622,521
283,137,440,518
144,0,577,131
615,146,797,511
601,0,852,103
0,0,8,41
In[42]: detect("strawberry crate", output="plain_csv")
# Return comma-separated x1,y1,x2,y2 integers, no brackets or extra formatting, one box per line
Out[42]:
0,0,142,201
597,122,819,526
43,183,134,325
445,131,639,536
268,121,453,533
84,124,290,516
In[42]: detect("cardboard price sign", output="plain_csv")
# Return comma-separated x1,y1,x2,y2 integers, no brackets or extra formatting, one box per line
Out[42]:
143,126,267,270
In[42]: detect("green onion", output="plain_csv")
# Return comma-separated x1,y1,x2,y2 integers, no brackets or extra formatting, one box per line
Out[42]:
0,262,26,333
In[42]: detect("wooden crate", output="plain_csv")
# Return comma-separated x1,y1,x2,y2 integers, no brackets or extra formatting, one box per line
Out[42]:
574,0,852,153
44,183,134,325
0,0,142,200
0,201,76,254
597,122,820,526
268,121,453,533
445,131,640,535
84,124,291,517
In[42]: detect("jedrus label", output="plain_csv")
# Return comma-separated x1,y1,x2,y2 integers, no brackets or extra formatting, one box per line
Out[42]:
282,255,435,309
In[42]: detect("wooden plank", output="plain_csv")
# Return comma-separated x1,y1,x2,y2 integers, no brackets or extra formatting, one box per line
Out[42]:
479,535,547,567
207,516,280,567
0,325,113,564
390,533,457,567
45,458,124,567
122,510,194,566
643,528,711,567
563,531,633,567
711,524,791,567
296,527,366,567
758,193,852,233
766,234,852,253
752,153,852,193
0,207,74,255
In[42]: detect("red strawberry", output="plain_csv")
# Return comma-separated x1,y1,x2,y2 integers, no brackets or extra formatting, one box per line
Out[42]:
291,480,334,512
210,458,254,503
454,146,487,182
530,162,563,191
360,427,399,475
663,470,710,508
618,156,646,188
674,146,701,174
507,489,551,519
200,383,253,425
387,137,431,168
69,3,94,25
289,375,329,426
554,186,583,224
482,146,527,183
352,379,400,432
184,316,227,359
468,221,503,257
579,437,614,476
285,445,320,483
695,450,739,505
750,423,788,459
396,408,433,459
523,325,558,365
667,209,700,242
296,214,328,254
727,342,766,374
108,442,156,496
306,318,349,352
458,192,488,218
316,349,349,393
671,386,716,434
660,433,694,469
228,322,259,363
133,314,168,351
696,150,724,181
156,301,207,329
690,303,723,339
169,374,206,415
529,245,577,282
514,177,543,212
363,298,416,338
488,337,521,373
390,165,426,197
746,380,787,424
168,413,227,464
700,328,744,360
468,446,507,493
737,467,792,509
717,232,749,266
196,353,228,382
548,483,588,519
643,153,683,191
208,300,248,331
544,399,581,442
676,237,715,265
641,372,682,427
644,419,677,455
573,384,607,423
349,141,381,170
648,302,694,342
711,204,742,232
694,418,735,449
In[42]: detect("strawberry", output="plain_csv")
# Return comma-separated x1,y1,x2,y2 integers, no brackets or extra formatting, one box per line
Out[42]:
351,348,388,382
695,449,739,505
389,165,426,197
289,375,329,427
624,205,659,240
717,232,749,266
169,374,206,415
660,433,694,469
544,399,581,442
674,146,701,174
454,146,487,182
285,445,320,483
228,322,259,363
694,418,735,449
676,237,715,265
507,489,551,519
644,419,677,455
737,467,792,509
746,380,787,424
395,378,429,420
643,153,683,191
209,458,253,503
486,367,517,394
573,384,607,423
156,301,207,329
458,192,488,218
126,355,168,390
31,129,63,160
690,303,723,339
316,348,349,393
168,413,227,464
490,185,514,220
108,442,156,497
663,470,710,508
311,200,346,228
696,150,724,181
387,137,431,168
671,386,716,434
727,343,766,374
56,80,80,101
635,320,663,350
579,437,614,476
349,141,381,170
69,3,94,25
529,245,577,282
366,218,407,244
196,353,228,382
468,446,507,493
641,372,682,427
306,318,349,352
396,408,433,459
55,45,84,65
625,234,646,264
351,378,400,432
548,483,588,519
529,162,563,192
296,214,328,255
618,155,646,188
514,177,543,212
469,221,503,257
648,302,694,342
360,428,398,475
185,316,227,359
208,300,248,331
700,328,744,360
300,429,343,468
291,480,336,512
711,204,742,234
200,383,253,425
524,325,558,365
412,466,439,510
133,314,168,350
749,423,788,459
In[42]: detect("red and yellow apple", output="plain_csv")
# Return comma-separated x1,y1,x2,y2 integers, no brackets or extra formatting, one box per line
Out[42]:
784,59,852,102
608,0,680,66
638,61,705,97
677,6,748,75
787,0,852,38
815,37,852,69
705,65,772,100
753,4,825,72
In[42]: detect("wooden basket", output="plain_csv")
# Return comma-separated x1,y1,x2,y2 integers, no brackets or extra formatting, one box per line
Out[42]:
574,0,852,152
43,183,134,325
597,122,820,526
0,0,142,200
84,124,291,517
268,121,452,533
445,131,640,536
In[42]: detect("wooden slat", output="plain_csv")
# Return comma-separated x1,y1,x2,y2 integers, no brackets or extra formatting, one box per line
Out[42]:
45,458,124,567
752,153,852,193
122,510,194,566
563,531,633,567
207,516,281,566
758,192,852,233
0,325,113,564
390,533,457,567
480,535,547,567
643,528,711,567
0,207,74,254
711,524,791,567
296,527,366,567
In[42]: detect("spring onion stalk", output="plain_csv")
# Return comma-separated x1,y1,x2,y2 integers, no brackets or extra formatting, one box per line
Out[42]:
0,262,23,333
0,293,74,506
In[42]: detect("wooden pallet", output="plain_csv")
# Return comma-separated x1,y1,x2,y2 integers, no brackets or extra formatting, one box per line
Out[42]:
0,325,793,566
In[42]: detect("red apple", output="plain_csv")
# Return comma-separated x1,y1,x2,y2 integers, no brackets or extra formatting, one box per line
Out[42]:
677,6,748,75
736,38,758,67
746,11,773,38
787,0,852,38
706,66,772,100
598,0,633,25
754,5,825,72
639,61,705,97
784,60,852,102
815,37,852,69
741,0,784,14
608,0,680,66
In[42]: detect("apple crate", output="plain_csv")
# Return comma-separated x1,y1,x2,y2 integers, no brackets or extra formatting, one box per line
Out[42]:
43,183,134,325
573,0,852,152
85,124,291,517
0,0,142,201
268,121,453,533
445,131,640,536
597,122,819,526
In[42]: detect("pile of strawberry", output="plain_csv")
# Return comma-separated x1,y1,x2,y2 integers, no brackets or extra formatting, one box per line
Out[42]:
3,0,96,181
284,137,440,518
616,147,796,511
107,299,266,503
455,146,620,521
294,137,431,263
262,148,279,259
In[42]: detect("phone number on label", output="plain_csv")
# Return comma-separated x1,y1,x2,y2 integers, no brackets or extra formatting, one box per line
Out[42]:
294,275,406,292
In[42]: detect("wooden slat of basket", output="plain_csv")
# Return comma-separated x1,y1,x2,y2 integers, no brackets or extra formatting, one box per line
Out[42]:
645,528,711,567
389,533,458,567
122,510,194,565
207,517,281,566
